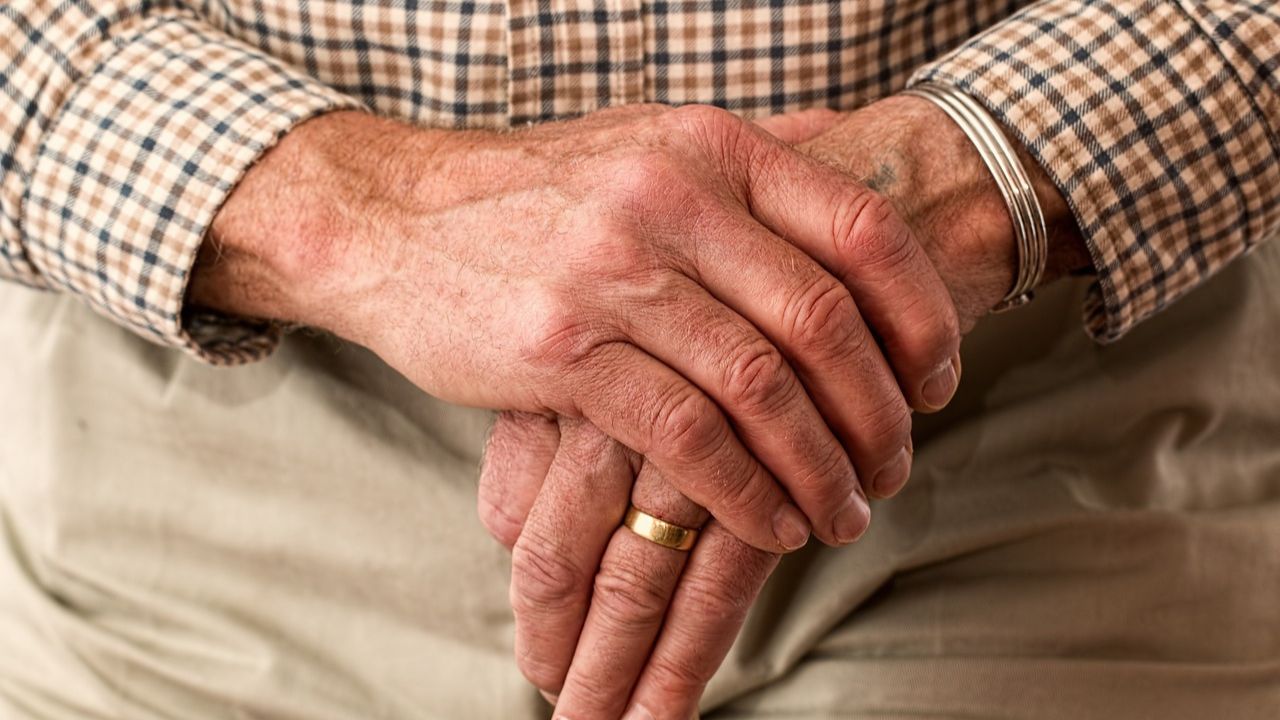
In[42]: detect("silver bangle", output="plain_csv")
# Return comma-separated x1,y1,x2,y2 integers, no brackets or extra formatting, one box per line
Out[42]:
900,82,1047,312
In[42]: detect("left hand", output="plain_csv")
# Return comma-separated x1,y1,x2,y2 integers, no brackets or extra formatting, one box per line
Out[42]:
480,97,1090,717
483,413,772,720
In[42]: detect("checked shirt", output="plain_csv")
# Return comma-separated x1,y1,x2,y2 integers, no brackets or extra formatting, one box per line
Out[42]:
2,1,1278,363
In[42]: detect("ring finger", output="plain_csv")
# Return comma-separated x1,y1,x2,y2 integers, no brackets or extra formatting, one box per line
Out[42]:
552,463,708,719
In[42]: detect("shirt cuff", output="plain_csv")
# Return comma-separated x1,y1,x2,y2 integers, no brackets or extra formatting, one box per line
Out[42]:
909,0,1280,343
21,15,364,365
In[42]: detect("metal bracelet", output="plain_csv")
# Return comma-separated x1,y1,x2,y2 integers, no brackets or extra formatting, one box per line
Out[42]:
901,82,1048,312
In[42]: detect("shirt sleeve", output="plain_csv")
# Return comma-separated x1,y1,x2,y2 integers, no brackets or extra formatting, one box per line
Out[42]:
910,0,1280,343
1,2,364,364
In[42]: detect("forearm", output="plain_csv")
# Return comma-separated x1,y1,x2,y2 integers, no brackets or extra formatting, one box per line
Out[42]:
189,111,465,346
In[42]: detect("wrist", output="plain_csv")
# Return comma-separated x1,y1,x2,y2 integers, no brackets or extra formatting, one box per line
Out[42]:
188,111,451,343
800,95,1089,330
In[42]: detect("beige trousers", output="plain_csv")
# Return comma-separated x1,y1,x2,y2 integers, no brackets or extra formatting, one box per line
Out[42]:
2,241,1279,719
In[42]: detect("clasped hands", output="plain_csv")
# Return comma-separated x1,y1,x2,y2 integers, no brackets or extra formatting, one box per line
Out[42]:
196,96,1068,719
470,102,1031,719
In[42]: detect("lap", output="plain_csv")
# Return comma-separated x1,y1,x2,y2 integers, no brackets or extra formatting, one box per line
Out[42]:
709,241,1280,717
2,240,1278,718
0,289,532,719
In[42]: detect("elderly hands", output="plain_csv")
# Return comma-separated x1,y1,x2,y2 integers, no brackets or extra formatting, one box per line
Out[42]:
476,97,1088,718
484,415,770,719
194,95,1080,719
197,103,963,551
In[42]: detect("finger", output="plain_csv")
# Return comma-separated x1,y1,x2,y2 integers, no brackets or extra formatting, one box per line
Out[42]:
626,274,871,546
509,419,636,694
479,411,561,549
568,342,808,554
716,114,961,417
682,211,905,538
553,465,707,719
752,108,842,144
624,522,778,719
623,280,866,546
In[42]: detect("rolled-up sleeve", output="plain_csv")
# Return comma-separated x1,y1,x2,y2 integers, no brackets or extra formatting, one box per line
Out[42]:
912,0,1280,342
2,2,363,364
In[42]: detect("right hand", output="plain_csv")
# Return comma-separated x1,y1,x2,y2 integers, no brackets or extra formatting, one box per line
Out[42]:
196,105,962,552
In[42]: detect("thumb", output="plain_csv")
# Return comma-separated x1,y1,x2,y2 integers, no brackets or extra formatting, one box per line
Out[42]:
752,107,843,144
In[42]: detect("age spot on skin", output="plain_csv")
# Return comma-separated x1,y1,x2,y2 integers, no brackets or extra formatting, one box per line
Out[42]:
863,160,898,193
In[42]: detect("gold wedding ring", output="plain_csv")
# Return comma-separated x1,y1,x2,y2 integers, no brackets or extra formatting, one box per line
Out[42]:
622,506,700,552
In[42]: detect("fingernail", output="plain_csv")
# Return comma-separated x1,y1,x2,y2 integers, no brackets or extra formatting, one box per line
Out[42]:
623,705,656,720
871,445,912,498
772,503,811,551
921,356,959,410
540,690,559,706
832,491,871,544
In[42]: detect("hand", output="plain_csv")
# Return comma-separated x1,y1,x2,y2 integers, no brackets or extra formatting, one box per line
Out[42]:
797,96,1090,331
479,96,1091,716
483,413,774,720
193,105,966,551
476,110,871,719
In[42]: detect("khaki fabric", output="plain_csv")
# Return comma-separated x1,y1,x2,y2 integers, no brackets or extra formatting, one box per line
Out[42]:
2,239,1280,719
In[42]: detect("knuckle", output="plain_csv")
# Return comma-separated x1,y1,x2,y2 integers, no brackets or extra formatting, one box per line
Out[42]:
588,221,687,289
856,392,913,456
521,293,616,372
591,560,672,630
652,389,726,465
874,269,961,377
667,105,755,169
514,650,566,694
668,104,739,137
721,340,794,418
603,154,713,232
646,651,711,697
921,296,962,360
584,215,676,285
740,129,786,181
832,191,916,274
785,277,859,353
787,443,856,499
493,410,557,448
938,302,961,353
608,153,682,207
898,295,962,377
510,540,586,614
558,421,620,470
623,267,694,310
675,572,754,620
838,311,877,362
703,462,775,525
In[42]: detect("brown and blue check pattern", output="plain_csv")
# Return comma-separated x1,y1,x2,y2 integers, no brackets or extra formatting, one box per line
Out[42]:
2,1,1277,362
918,0,1280,341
